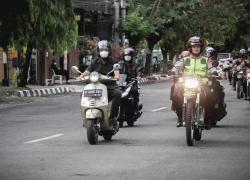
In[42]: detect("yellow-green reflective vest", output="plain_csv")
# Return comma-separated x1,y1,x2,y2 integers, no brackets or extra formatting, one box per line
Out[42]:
183,56,208,78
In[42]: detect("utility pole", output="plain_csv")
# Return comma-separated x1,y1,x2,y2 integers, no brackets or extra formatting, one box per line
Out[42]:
2,51,9,86
120,0,126,44
113,0,120,46
120,0,126,22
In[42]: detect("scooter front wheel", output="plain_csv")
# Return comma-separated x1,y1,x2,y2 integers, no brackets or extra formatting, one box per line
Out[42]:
86,120,98,145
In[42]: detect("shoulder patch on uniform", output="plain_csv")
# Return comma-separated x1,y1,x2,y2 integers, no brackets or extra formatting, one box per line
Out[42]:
185,58,191,66
200,58,207,64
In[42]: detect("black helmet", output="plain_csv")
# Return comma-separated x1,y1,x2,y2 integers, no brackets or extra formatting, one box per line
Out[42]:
205,46,217,59
187,36,204,53
123,47,134,62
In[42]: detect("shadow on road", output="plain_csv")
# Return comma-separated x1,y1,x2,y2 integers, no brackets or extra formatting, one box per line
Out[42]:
213,124,250,129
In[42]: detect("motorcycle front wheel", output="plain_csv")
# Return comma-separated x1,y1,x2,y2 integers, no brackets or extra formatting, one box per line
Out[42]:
86,120,98,145
185,102,194,146
194,106,203,140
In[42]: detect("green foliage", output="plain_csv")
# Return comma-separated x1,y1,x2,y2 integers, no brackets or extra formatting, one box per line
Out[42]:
123,6,154,46
0,0,78,54
77,35,99,57
125,0,248,55
0,0,78,87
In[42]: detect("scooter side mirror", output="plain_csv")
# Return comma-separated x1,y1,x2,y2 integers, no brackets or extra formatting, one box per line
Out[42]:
71,66,82,74
113,63,120,70
107,63,121,76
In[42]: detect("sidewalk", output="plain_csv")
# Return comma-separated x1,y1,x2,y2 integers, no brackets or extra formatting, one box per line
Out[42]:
4,74,169,98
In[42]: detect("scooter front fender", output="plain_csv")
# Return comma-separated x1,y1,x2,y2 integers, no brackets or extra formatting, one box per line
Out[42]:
85,109,102,119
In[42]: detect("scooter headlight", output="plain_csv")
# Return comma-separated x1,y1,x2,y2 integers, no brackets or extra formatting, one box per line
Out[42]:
90,72,99,83
184,79,199,89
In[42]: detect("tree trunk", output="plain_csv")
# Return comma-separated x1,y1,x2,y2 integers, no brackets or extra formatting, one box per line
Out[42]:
17,43,32,87
161,46,169,73
144,42,154,75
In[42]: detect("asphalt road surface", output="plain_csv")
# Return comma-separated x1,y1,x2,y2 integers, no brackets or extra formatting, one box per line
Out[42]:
0,80,250,180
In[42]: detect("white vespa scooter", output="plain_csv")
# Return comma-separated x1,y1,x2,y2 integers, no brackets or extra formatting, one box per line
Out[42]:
72,64,120,145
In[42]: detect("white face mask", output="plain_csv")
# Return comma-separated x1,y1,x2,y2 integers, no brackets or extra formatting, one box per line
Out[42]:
124,55,132,61
100,51,109,58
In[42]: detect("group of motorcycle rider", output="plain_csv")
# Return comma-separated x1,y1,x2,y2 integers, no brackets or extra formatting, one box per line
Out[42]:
226,48,250,99
75,35,243,135
170,36,227,130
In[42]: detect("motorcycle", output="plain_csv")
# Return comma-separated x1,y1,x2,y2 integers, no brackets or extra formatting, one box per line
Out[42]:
246,68,250,100
180,76,206,146
207,74,226,127
72,64,121,145
235,65,246,99
231,66,238,91
118,67,144,127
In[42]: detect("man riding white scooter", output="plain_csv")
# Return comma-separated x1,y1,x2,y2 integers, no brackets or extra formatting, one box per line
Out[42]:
77,40,122,128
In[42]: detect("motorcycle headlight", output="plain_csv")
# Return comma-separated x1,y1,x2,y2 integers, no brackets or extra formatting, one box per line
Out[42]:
90,72,99,83
184,79,199,89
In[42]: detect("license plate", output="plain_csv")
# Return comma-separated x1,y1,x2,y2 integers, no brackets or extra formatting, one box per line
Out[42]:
84,89,102,97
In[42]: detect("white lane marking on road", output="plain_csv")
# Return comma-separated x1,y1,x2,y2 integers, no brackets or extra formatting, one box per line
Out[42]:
24,134,64,144
151,107,167,112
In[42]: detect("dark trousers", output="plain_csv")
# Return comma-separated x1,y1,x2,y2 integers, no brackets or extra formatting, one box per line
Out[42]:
108,88,122,119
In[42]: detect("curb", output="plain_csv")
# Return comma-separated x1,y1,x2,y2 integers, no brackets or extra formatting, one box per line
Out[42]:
17,87,72,97
137,78,148,84
14,75,169,97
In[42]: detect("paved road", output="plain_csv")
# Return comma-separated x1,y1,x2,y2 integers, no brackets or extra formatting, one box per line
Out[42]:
0,81,250,180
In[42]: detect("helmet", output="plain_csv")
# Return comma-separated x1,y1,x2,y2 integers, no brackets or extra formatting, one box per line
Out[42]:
124,39,129,45
187,36,204,53
123,47,134,62
205,46,217,59
96,40,112,54
239,48,246,55
239,48,247,58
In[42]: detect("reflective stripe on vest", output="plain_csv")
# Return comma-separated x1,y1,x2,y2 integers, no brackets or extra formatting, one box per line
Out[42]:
183,56,208,78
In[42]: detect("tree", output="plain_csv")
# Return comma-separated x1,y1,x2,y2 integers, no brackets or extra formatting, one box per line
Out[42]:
0,0,78,87
124,0,175,75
